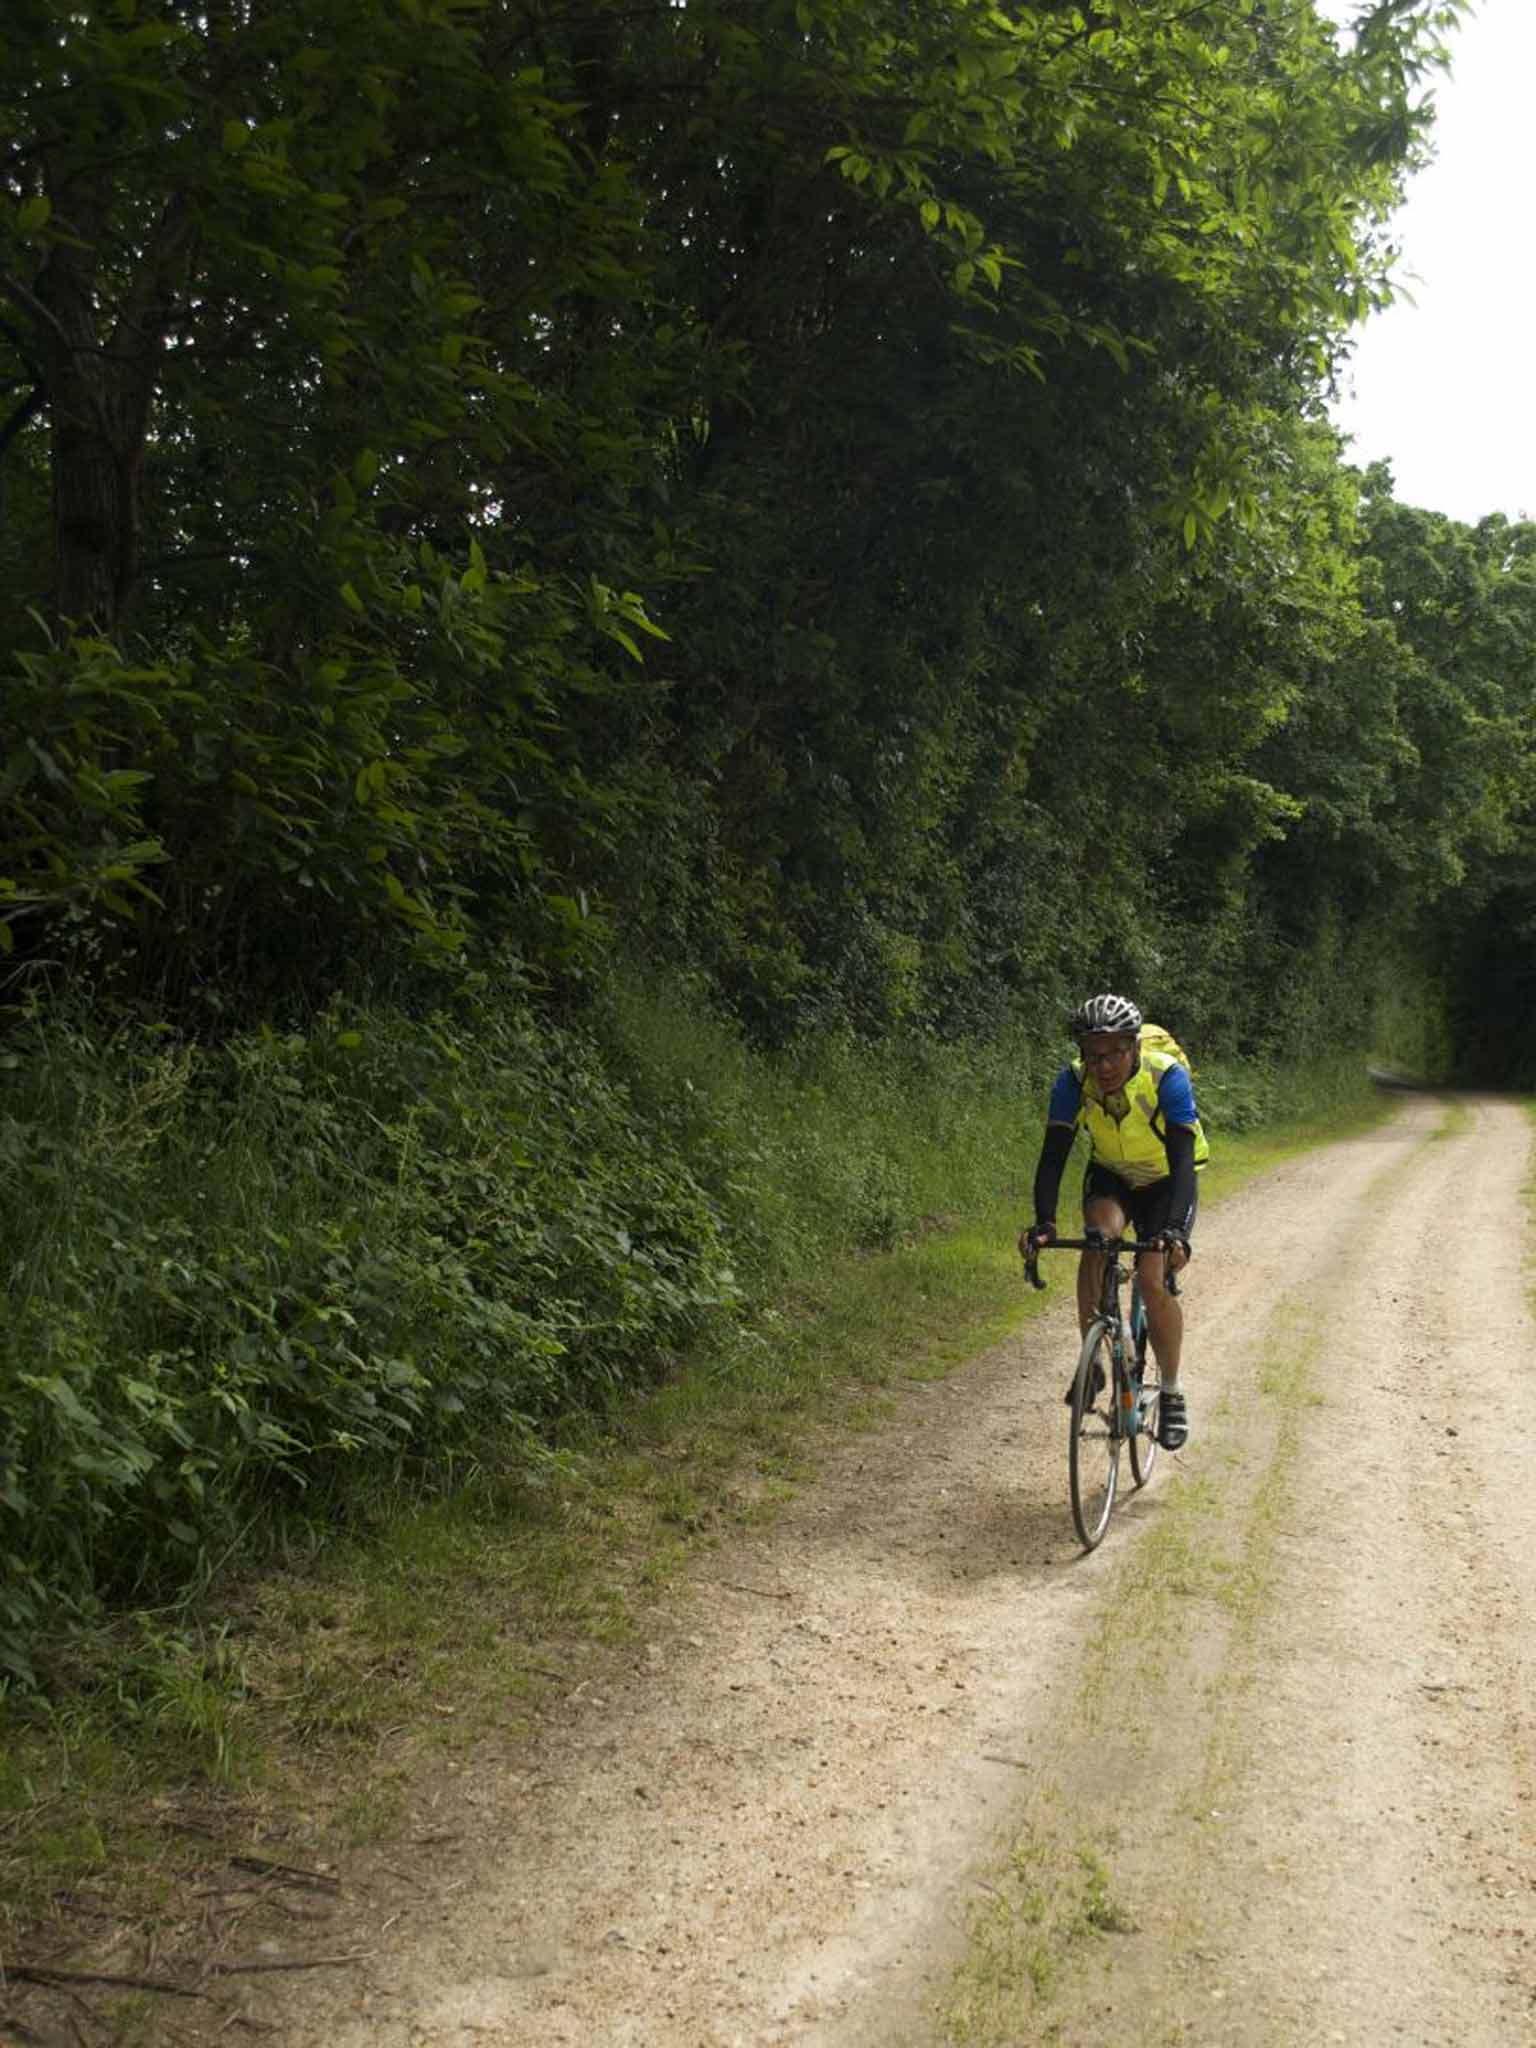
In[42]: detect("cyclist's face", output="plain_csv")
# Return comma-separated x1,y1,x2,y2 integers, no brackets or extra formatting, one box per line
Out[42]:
1080,1033,1136,1087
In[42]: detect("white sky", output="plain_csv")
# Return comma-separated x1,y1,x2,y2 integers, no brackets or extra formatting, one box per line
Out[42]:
1324,0,1536,525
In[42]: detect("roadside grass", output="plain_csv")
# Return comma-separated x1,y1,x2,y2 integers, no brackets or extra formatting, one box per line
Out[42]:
0,1069,1395,1973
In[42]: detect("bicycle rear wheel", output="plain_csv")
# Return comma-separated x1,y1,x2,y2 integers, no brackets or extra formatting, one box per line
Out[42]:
1128,1314,1161,1489
1069,1321,1120,1550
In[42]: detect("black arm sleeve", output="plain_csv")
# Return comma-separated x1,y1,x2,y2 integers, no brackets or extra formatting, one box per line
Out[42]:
1031,1123,1077,1228
1162,1121,1196,1227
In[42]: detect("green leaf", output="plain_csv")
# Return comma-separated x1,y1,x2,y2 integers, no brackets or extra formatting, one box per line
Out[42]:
221,119,251,154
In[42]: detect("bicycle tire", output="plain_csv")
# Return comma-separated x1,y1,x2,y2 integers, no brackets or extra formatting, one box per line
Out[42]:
1069,1320,1120,1550
1128,1312,1161,1489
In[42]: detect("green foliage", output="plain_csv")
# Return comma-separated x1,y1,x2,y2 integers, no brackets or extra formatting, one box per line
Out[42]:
0,969,1055,1674
1349,494,1536,1086
0,984,740,1676
595,978,1054,1280
0,558,648,997
0,0,677,993
0,0,1479,1028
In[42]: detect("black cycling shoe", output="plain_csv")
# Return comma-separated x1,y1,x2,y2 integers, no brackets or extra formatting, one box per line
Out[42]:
1157,1387,1189,1450
1064,1362,1105,1409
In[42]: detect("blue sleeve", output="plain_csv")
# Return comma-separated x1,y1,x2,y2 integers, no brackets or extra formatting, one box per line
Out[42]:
1157,1063,1198,1126
1047,1064,1082,1124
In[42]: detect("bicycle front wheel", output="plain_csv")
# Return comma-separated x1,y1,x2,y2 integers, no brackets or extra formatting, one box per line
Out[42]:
1069,1321,1120,1551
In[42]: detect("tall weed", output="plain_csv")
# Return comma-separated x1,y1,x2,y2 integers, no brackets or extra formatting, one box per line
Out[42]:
594,978,1054,1287
0,988,739,1677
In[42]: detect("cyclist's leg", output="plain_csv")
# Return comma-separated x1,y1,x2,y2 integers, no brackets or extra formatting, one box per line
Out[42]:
1137,1251,1183,1378
1062,1169,1130,1406
1132,1180,1197,1446
1079,1166,1130,1337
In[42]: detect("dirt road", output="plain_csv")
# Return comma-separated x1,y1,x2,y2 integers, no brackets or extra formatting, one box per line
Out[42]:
247,1094,1536,2045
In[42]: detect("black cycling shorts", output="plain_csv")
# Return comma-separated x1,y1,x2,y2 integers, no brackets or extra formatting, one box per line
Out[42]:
1082,1164,1198,1247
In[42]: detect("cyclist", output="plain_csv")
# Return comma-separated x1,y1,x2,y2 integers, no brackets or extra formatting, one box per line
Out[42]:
1018,993,1204,1450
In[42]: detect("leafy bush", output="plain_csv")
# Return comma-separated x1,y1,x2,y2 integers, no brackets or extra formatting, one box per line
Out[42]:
1196,1058,1283,1135
593,977,1054,1283
0,985,739,1678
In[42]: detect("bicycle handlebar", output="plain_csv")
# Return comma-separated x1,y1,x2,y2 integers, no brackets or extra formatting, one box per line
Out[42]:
1029,1235,1175,1252
1022,1233,1183,1295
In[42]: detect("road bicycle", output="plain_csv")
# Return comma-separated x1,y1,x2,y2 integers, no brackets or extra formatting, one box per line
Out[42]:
1023,1232,1179,1551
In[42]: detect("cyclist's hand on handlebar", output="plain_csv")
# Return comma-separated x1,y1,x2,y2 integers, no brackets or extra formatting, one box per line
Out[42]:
1159,1228,1190,1271
1020,1222,1054,1290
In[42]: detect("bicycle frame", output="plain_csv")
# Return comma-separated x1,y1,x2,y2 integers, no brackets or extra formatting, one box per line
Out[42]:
1031,1232,1147,1415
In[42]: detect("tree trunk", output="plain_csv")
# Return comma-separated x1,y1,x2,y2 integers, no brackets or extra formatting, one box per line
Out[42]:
33,185,189,632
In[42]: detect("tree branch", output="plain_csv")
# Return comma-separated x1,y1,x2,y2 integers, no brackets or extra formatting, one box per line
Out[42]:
0,270,74,354
0,381,46,462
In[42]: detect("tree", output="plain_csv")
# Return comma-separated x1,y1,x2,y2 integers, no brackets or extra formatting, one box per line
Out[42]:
0,0,1472,1041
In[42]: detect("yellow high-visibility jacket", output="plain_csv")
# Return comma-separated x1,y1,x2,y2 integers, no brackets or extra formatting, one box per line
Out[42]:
1071,1046,1210,1190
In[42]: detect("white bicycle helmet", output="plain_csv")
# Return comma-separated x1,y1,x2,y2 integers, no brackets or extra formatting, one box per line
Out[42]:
1069,992,1142,1041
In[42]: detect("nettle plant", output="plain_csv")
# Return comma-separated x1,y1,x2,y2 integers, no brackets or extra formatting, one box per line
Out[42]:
0,992,740,1680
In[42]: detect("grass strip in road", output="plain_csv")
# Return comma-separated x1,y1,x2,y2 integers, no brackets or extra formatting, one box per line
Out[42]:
0,1085,1394,1971
954,1830,1136,2033
1431,1096,1474,1140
